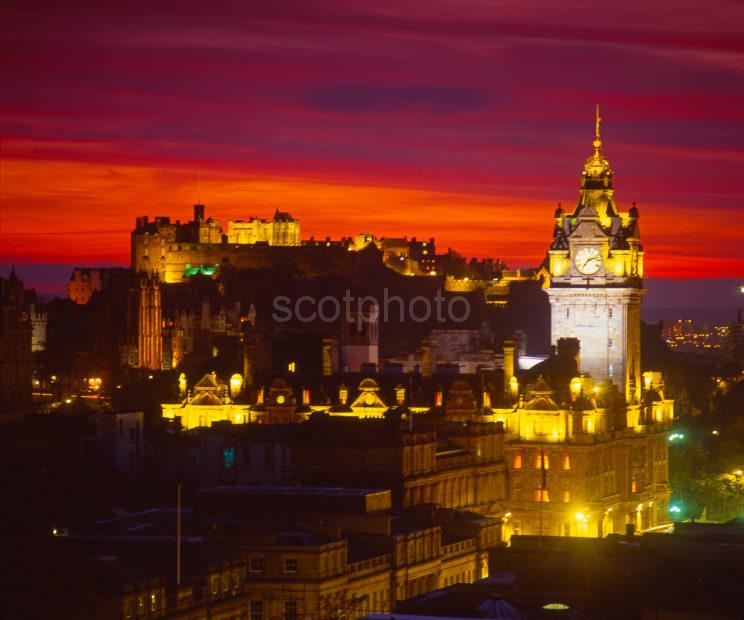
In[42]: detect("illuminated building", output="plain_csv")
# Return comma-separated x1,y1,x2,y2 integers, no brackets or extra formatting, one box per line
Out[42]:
30,302,47,352
663,318,732,352
127,272,163,370
67,267,130,305
162,372,250,429
132,205,447,284
540,107,644,403
226,209,301,245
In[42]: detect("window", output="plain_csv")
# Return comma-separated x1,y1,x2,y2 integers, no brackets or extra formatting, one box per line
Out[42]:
224,446,235,469
264,445,274,469
150,592,159,612
562,489,570,503
223,572,230,592
250,601,263,620
631,476,638,493
210,575,220,595
249,557,264,573
563,455,571,470
513,454,522,469
284,600,298,620
284,558,298,573
535,488,549,502
535,453,550,470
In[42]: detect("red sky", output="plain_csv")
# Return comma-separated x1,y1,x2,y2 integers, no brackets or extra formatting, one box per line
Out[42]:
1,0,743,294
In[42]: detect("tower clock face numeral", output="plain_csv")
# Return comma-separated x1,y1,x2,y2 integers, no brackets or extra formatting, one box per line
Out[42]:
574,247,602,275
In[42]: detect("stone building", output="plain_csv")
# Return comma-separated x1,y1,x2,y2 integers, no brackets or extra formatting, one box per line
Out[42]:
53,487,501,619
67,267,130,305
540,108,645,402
227,209,301,246
0,269,34,411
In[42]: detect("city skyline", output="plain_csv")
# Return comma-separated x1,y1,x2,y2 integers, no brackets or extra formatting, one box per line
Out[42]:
2,0,743,292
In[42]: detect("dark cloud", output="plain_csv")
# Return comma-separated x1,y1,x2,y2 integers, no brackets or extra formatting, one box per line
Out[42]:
306,84,494,113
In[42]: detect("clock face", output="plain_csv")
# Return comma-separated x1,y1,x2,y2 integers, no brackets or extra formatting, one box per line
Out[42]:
574,247,602,275
276,394,286,405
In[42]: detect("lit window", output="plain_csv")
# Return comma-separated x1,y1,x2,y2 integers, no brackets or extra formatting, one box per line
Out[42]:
223,447,235,469
284,558,298,573
535,453,550,469
563,455,571,470
513,454,522,469
249,557,264,573
150,592,159,612
631,476,637,493
535,488,549,502
562,490,570,503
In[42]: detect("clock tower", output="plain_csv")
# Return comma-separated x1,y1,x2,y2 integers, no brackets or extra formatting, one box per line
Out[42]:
543,108,645,402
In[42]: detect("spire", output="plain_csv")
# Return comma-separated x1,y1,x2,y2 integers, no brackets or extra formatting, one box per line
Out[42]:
582,105,612,188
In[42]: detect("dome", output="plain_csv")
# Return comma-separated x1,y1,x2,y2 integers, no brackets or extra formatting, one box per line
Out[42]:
358,378,379,391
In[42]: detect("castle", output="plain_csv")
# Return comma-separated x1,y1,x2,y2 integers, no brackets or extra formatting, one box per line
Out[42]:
131,206,302,283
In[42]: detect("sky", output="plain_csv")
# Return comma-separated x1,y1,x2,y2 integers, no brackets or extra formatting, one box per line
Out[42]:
1,0,743,297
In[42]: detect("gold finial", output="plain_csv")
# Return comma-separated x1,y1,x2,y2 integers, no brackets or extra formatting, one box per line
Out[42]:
593,104,602,150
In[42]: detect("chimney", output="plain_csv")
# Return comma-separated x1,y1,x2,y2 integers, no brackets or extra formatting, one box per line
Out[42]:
503,340,515,394
322,336,339,377
557,337,580,371
421,338,435,378
514,330,527,358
